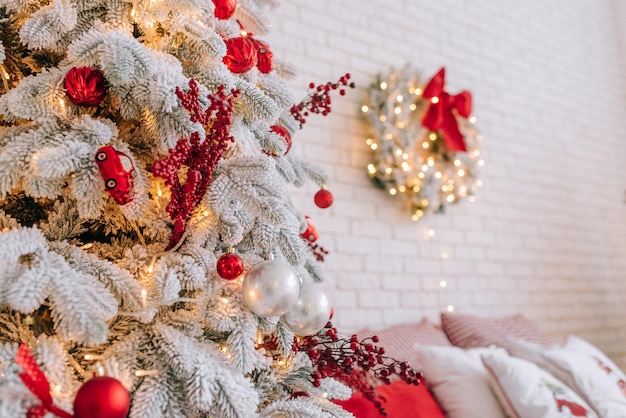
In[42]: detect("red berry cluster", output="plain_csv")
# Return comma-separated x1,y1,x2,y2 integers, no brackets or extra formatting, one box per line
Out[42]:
153,79,239,249
292,321,422,416
306,242,328,262
290,74,355,128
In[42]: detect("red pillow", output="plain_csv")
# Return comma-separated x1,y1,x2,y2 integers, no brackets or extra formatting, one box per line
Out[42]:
334,381,445,418
441,312,549,351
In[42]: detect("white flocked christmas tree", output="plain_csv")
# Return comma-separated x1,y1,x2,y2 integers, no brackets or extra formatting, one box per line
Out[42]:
0,0,382,416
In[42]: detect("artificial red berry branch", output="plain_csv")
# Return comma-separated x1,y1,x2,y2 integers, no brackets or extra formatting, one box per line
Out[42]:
153,79,240,249
306,241,329,262
292,321,422,416
290,73,355,128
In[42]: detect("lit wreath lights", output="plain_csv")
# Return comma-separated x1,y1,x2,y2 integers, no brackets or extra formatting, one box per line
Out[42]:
362,65,484,221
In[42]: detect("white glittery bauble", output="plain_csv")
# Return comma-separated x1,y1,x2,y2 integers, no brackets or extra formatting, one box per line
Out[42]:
281,284,331,336
242,260,300,317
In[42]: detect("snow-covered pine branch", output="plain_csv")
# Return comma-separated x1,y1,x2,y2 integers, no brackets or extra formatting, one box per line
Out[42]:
0,227,118,344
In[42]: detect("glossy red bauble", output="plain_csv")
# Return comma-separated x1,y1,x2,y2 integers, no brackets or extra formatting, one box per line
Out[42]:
212,0,237,19
250,38,273,74
73,377,130,418
270,125,292,155
223,37,257,74
64,67,107,107
217,252,244,280
314,189,333,209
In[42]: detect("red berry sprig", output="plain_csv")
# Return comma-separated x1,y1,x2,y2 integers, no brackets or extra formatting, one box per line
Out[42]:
153,79,239,249
292,321,422,416
290,74,355,128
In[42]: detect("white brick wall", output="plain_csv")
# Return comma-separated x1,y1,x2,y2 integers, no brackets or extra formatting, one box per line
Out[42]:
266,0,626,365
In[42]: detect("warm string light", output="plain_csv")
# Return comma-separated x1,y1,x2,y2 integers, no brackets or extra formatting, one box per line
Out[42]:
135,369,160,377
362,66,483,221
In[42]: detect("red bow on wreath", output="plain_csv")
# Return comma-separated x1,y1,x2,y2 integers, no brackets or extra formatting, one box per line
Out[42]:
15,343,72,418
421,67,472,152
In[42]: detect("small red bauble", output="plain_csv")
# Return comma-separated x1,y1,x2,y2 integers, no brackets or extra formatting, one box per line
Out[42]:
314,188,333,209
270,125,292,155
217,252,244,280
95,146,136,205
73,377,130,418
250,38,273,74
212,0,237,19
64,67,107,107
223,37,257,74
301,216,319,243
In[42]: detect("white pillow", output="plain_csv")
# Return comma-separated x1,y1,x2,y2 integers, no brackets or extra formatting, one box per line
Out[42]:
564,335,626,387
482,349,598,418
414,344,506,418
543,342,626,418
509,334,626,417
508,338,569,382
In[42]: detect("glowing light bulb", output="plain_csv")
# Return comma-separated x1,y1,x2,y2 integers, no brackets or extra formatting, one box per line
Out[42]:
418,172,425,179
472,150,480,157
429,133,437,141
415,88,422,95
240,30,248,36
478,159,485,167
370,143,378,150
446,195,455,202
385,167,392,174
396,94,403,102
457,169,465,177
469,116,477,123
431,97,440,104
389,188,397,195
411,214,420,221
422,142,430,149
447,305,455,312
385,133,393,140
365,138,373,145
427,229,435,237
454,159,461,167
398,185,406,192
421,164,429,171
469,196,477,203
221,297,229,304
395,149,403,156
361,105,369,112
409,104,417,111
141,289,148,308
380,82,388,90
440,280,447,288
427,158,434,166
367,164,376,174
402,153,409,159
394,107,401,114
379,115,387,122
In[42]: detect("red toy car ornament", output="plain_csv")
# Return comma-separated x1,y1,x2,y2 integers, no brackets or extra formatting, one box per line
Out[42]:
95,146,136,205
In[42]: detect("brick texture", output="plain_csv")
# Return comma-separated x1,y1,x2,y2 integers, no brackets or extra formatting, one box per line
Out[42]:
265,0,626,366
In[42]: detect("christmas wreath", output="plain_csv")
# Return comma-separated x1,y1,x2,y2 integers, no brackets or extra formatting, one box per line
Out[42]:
362,65,484,220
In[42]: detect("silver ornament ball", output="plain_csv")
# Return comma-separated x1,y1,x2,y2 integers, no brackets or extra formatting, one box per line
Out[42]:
281,283,331,336
242,260,300,317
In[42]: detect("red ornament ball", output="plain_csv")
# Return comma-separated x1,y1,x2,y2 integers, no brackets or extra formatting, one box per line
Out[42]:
314,189,333,209
217,252,244,280
212,0,237,19
73,377,130,418
64,67,107,107
270,125,292,155
223,37,257,74
250,38,274,74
